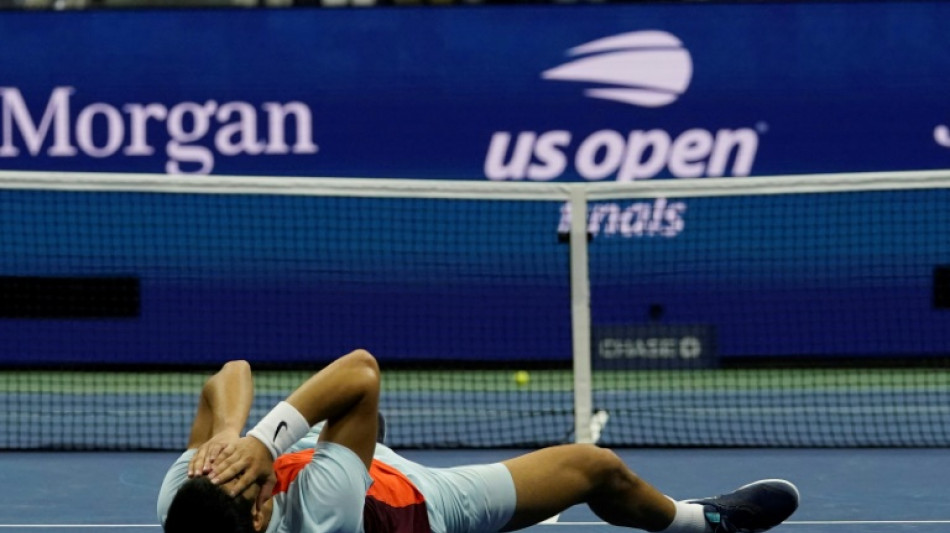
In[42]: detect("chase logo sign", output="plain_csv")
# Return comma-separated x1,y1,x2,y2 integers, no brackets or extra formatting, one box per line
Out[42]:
592,324,718,369
542,31,693,108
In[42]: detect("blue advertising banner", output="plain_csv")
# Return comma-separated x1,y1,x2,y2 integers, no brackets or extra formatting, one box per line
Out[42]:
0,4,949,366
0,3,948,180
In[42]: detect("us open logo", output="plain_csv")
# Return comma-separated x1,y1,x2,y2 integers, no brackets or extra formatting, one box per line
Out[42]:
485,29,760,185
542,30,693,108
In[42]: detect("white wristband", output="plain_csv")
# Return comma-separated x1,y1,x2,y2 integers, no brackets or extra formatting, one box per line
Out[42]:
247,401,310,459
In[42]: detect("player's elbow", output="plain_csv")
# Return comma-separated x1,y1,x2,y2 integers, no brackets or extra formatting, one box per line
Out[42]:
222,359,251,372
217,359,252,383
203,359,251,392
342,349,380,393
345,348,380,376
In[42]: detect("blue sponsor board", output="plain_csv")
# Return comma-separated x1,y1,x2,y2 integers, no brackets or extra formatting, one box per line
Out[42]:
592,325,718,369
0,4,949,367
0,3,947,179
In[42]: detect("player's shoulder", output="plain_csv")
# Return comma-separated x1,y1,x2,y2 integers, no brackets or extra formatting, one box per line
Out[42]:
156,449,198,525
316,441,373,473
291,442,373,495
275,443,373,532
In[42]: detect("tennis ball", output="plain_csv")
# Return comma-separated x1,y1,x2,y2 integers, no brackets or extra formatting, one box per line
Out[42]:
513,370,530,386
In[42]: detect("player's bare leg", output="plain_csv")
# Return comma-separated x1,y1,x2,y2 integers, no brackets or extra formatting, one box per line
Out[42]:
501,445,799,533
501,444,676,531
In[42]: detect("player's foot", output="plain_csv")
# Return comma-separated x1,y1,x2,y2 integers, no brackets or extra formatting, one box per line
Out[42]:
687,479,799,533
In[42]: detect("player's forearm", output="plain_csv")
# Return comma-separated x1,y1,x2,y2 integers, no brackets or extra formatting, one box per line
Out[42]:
285,349,380,426
211,351,379,492
202,359,254,435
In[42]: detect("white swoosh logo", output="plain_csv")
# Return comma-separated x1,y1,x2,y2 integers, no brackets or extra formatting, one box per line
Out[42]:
935,125,950,148
543,31,693,108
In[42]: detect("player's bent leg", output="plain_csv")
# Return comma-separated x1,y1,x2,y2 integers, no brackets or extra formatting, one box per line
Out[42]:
500,444,675,532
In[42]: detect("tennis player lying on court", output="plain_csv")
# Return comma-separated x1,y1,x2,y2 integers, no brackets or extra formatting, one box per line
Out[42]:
158,350,799,533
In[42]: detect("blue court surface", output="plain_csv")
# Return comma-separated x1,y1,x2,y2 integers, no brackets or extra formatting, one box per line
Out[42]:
1,448,948,532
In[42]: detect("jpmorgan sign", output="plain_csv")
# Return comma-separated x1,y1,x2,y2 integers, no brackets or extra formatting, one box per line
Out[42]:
0,87,318,174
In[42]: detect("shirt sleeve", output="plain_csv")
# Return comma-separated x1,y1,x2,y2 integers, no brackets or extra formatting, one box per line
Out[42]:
156,449,197,526
287,421,326,453
289,441,373,533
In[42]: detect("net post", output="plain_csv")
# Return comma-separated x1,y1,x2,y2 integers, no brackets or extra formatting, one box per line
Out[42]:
569,185,594,444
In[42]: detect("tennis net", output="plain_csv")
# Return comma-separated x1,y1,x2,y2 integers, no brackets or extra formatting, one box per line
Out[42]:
0,170,948,449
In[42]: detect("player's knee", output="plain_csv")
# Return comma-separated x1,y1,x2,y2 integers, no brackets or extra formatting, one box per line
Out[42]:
580,445,639,491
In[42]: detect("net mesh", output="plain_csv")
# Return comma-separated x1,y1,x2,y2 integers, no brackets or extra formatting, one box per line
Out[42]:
0,172,948,449
588,187,950,447
0,183,573,449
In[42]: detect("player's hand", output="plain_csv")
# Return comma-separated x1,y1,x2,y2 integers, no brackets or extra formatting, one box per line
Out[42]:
209,435,276,498
188,429,240,478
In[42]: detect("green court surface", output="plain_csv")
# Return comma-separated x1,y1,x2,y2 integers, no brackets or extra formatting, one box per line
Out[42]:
2,367,947,393
5,367,948,449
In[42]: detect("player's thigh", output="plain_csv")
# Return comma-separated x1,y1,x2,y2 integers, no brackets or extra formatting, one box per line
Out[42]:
500,444,620,530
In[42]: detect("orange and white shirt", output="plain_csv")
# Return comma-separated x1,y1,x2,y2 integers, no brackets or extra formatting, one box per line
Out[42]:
270,443,429,533
159,438,515,533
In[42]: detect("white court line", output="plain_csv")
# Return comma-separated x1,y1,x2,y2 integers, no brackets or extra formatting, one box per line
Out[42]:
0,526,159,529
5,521,950,528
789,521,950,525
540,520,950,526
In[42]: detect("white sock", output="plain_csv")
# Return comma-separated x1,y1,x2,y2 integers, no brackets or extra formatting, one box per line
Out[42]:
657,499,711,533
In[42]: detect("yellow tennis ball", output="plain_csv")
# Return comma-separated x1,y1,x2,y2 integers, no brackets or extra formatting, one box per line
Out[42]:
513,370,530,386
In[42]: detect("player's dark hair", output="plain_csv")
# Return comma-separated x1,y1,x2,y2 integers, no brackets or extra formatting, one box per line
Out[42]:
164,477,256,533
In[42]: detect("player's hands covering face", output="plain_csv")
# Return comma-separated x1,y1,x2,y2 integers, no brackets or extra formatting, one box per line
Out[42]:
209,435,277,508
187,429,241,478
